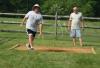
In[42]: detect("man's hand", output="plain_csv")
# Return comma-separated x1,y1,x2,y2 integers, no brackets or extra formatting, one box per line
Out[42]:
38,24,43,38
67,20,71,32
20,24,23,27
20,17,27,27
20,23,24,27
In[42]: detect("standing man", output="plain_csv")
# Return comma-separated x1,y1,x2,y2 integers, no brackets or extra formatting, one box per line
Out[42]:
68,6,84,47
21,4,43,50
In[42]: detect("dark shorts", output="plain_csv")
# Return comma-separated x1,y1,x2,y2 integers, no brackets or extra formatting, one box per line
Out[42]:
26,29,37,37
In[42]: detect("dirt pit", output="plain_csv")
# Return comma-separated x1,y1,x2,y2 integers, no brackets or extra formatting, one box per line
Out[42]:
9,44,96,54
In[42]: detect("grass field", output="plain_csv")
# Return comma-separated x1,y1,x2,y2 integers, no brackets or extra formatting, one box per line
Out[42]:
0,17,100,68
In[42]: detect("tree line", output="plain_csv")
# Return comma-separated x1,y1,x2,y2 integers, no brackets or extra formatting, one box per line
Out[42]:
0,0,100,17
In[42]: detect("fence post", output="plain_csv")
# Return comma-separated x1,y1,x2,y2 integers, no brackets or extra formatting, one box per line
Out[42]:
55,11,58,39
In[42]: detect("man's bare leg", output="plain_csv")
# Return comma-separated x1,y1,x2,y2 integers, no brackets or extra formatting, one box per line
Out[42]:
28,34,34,48
72,38,76,46
79,37,83,47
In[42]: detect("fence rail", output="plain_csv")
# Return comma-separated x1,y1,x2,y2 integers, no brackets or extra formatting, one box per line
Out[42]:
0,21,100,29
0,13,100,37
0,29,68,35
0,13,100,20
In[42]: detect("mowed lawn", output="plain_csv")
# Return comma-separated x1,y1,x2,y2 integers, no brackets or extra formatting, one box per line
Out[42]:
0,17,100,68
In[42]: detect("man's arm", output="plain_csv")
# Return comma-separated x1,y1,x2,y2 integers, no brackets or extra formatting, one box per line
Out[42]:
68,14,72,31
68,20,71,31
20,11,30,26
39,23,43,37
20,17,27,26
39,24,43,35
39,16,44,37
80,17,84,30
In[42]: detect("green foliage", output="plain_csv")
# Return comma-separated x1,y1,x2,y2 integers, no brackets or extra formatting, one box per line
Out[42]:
0,17,100,68
94,0,100,17
0,0,100,16
0,0,15,12
41,0,97,16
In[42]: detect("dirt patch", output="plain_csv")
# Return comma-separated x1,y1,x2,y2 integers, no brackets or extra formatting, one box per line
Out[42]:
9,44,96,54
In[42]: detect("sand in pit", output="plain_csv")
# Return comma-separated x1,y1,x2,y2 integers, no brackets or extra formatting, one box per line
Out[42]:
9,44,96,54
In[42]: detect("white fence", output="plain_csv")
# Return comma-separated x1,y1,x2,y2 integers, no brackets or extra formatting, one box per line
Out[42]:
0,13,100,39
0,13,100,20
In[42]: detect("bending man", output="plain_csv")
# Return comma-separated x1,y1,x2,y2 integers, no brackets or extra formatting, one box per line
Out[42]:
21,4,43,50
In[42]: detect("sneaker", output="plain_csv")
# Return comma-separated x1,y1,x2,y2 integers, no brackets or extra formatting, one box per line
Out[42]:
30,46,35,50
26,44,31,49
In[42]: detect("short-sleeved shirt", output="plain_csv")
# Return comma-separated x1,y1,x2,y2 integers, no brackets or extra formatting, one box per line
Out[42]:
25,11,43,32
69,12,82,30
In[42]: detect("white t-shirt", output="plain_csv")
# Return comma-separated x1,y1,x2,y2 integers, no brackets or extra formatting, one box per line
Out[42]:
69,12,82,29
25,11,43,32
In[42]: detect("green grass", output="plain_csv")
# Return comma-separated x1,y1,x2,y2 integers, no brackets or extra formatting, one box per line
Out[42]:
0,32,100,68
0,17,100,68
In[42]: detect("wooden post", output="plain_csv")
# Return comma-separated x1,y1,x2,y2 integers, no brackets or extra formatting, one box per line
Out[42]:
55,11,58,39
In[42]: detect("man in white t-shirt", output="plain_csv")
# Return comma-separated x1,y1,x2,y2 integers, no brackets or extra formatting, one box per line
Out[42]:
68,6,84,46
21,4,43,50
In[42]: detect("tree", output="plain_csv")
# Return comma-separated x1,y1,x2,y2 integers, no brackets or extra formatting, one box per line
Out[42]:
41,0,96,16
0,0,99,17
94,0,100,17
0,0,15,12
